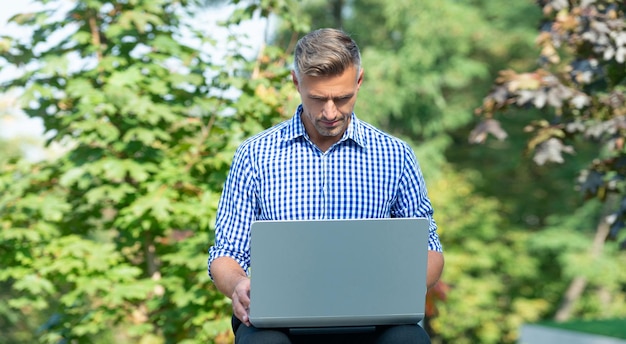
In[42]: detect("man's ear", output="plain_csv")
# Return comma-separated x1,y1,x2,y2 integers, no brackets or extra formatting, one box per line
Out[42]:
357,68,364,89
291,71,299,91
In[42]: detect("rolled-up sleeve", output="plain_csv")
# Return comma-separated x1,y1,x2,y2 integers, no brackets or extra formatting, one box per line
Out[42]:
391,144,442,252
208,145,258,280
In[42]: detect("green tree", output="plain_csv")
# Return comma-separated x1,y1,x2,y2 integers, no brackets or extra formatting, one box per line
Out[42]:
0,0,297,342
473,0,626,323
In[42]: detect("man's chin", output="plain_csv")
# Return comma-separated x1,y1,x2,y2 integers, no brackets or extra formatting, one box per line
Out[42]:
318,129,343,137
316,124,346,137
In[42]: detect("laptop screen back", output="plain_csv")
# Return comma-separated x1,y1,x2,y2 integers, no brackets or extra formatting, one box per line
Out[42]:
248,217,429,329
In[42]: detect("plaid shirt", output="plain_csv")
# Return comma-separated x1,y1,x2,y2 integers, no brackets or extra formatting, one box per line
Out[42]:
208,106,442,278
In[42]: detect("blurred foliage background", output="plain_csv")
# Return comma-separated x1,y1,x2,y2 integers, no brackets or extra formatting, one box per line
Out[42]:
0,0,625,343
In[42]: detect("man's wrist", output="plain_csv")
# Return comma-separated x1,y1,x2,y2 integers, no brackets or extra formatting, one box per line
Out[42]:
230,275,249,297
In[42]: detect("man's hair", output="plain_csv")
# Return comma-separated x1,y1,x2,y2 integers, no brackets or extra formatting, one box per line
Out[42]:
293,28,361,81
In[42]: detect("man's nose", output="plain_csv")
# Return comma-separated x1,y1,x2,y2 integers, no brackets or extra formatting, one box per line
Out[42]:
322,100,337,116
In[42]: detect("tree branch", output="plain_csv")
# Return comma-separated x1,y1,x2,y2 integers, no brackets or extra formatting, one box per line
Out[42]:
88,14,102,62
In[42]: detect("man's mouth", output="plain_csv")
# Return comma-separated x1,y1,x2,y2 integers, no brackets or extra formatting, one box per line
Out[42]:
321,119,341,127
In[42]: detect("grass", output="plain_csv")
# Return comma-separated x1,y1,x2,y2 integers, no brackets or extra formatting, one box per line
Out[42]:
538,318,626,339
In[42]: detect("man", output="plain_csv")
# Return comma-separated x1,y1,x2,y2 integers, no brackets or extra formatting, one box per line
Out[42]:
208,28,444,344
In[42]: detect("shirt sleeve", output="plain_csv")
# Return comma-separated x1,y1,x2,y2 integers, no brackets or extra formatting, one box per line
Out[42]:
208,144,258,280
391,144,443,252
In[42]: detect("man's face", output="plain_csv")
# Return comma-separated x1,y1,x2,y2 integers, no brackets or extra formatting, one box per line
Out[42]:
292,66,364,150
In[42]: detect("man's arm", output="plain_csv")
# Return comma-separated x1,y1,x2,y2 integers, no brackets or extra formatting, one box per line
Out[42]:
395,145,444,289
427,250,444,289
210,256,252,326
208,143,257,326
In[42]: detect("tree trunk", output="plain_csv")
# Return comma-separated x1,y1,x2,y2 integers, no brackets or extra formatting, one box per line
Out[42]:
144,231,159,277
554,203,612,322
331,0,344,28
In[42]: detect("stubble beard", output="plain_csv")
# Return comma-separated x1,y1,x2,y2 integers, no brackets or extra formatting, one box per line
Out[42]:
314,115,348,137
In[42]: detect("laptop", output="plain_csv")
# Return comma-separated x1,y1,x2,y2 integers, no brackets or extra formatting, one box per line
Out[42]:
248,217,429,332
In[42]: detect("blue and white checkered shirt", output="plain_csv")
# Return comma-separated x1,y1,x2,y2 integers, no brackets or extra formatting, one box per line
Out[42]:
208,106,442,278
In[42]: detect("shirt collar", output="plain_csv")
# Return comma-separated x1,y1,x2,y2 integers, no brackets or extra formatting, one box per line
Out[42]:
282,105,367,148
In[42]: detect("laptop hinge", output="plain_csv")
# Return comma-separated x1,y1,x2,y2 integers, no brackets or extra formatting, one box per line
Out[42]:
289,326,376,335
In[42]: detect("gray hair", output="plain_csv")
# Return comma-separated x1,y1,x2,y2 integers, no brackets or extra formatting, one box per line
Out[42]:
293,28,361,81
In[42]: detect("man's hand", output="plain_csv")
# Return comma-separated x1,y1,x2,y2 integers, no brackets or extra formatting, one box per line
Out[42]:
232,278,251,326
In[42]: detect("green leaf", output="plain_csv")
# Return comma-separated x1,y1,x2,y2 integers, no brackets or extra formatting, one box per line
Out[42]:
13,274,55,295
59,166,86,187
108,67,143,89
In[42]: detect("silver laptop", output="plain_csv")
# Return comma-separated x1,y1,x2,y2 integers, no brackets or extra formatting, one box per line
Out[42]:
248,217,429,330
